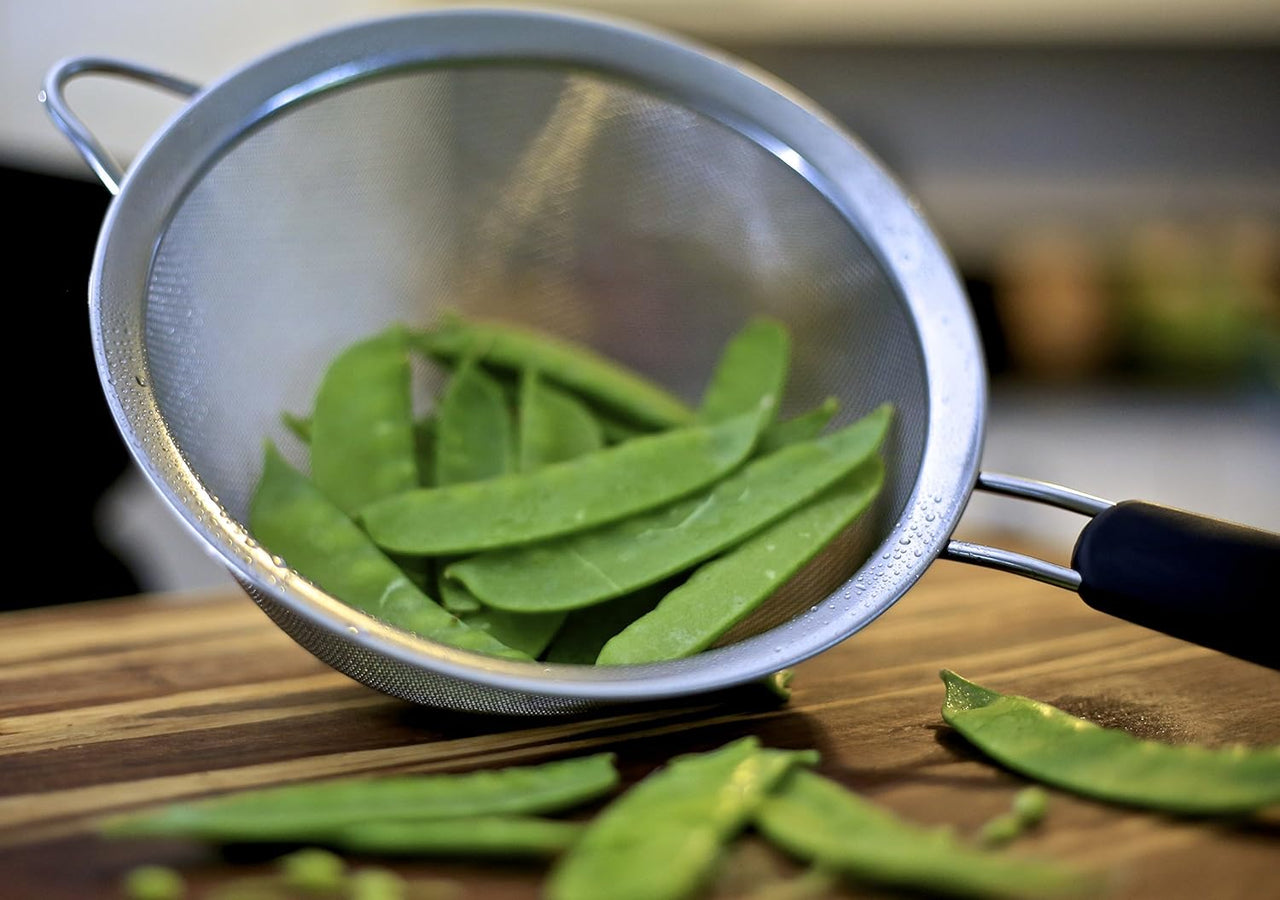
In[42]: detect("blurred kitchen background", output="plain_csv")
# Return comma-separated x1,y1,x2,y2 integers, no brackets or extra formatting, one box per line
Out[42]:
6,1,1278,605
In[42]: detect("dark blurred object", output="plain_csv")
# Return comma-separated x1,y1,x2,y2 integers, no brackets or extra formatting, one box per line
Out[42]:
5,164,140,607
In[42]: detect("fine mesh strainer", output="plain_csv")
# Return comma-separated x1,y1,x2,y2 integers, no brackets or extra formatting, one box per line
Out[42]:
44,9,1277,714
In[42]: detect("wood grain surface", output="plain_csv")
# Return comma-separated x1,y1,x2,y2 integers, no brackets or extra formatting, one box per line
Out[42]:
1,557,1277,899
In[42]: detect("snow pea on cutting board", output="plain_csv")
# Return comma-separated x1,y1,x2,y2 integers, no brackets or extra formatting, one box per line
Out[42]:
547,737,817,900
941,671,1280,816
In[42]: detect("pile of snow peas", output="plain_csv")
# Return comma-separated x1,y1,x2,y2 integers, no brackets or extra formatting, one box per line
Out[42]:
110,738,1096,900
251,315,891,664
110,676,1280,899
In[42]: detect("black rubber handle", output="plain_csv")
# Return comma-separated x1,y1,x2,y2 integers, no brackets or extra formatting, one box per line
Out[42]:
1072,501,1280,669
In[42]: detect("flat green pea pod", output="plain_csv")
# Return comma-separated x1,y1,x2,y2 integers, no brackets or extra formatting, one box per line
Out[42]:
756,397,839,456
463,606,567,658
941,670,1280,816
414,315,694,429
518,369,605,471
541,586,667,664
281,411,312,444
361,405,768,555
755,769,1097,900
310,328,419,516
435,364,583,651
434,357,515,486
429,360,517,612
597,413,650,444
333,816,584,858
280,414,434,479
699,317,789,423
547,737,818,900
597,457,883,664
450,405,892,613
412,417,437,488
249,445,527,661
103,753,618,841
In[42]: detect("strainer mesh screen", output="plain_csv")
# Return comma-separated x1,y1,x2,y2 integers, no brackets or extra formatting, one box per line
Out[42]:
142,63,927,683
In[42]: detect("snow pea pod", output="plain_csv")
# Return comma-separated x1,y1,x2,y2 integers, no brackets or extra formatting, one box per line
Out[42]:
310,328,419,516
756,397,839,456
450,405,892,613
941,670,1280,816
104,753,618,840
434,357,514,487
412,417,436,487
540,585,667,664
547,738,817,900
414,315,694,429
699,317,789,424
361,405,768,555
334,816,583,858
518,369,605,471
428,359,514,609
249,445,527,661
281,413,434,485
543,404,845,664
281,411,311,444
464,606,567,658
597,456,884,664
755,769,1095,900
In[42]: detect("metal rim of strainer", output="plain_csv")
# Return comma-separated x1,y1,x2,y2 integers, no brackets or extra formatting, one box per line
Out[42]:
81,8,985,704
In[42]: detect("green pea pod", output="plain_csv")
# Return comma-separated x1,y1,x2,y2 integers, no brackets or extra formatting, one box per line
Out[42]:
249,445,527,661
699,317,789,424
756,397,839,456
429,359,516,610
518,369,605,471
333,816,584,858
281,411,312,445
434,357,515,486
755,769,1096,900
103,753,618,840
449,405,892,613
281,414,436,479
438,578,482,613
310,328,419,516
464,606,567,658
941,670,1280,816
412,416,437,488
541,586,667,664
414,315,694,429
547,738,818,900
597,413,651,444
361,405,768,555
542,403,842,664
597,457,883,665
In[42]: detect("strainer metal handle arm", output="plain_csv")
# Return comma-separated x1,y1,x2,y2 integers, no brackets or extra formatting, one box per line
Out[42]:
40,57,201,196
943,472,1280,669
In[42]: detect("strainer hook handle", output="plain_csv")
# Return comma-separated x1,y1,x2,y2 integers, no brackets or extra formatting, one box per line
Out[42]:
942,472,1279,669
40,57,201,196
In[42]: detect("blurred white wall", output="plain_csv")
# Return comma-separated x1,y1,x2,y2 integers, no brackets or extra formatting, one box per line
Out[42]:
7,0,1279,177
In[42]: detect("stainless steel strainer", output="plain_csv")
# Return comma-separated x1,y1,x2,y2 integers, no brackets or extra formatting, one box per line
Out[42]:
44,9,1277,714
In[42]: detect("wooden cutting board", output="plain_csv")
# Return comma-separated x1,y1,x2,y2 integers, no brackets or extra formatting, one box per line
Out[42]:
1,555,1277,899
